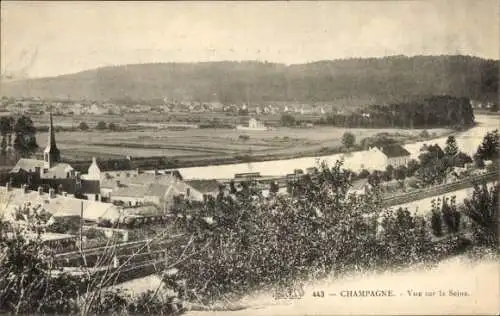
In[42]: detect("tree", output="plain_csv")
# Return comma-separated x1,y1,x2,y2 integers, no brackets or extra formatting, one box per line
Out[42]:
96,121,107,130
394,165,407,180
475,130,499,161
441,197,461,234
463,183,499,248
108,123,118,131
269,181,279,195
383,165,394,181
453,152,472,167
444,136,458,156
342,132,356,149
79,122,89,131
430,208,443,237
280,114,296,127
474,155,485,169
13,116,38,157
406,159,420,177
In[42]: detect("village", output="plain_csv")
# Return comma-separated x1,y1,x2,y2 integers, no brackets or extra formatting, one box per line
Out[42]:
1,2,498,315
0,109,497,256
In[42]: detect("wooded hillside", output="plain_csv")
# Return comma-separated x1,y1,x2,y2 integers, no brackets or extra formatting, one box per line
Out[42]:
1,55,497,104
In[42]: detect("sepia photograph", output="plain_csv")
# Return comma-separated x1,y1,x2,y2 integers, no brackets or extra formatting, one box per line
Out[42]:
0,1,499,315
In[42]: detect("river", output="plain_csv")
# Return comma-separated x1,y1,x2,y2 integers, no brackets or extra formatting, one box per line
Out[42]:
178,114,499,180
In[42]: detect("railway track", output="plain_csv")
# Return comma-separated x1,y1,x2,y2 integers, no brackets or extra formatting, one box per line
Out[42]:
382,171,498,207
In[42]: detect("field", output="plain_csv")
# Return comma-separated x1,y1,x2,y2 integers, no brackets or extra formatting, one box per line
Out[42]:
33,113,452,162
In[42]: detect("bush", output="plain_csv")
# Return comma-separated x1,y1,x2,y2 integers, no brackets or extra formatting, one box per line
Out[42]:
108,122,119,131
420,130,430,138
342,132,356,148
358,169,370,178
96,121,107,130
238,135,250,141
280,114,296,127
79,122,89,131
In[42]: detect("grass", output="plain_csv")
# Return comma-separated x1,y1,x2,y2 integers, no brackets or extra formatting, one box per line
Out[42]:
34,122,452,163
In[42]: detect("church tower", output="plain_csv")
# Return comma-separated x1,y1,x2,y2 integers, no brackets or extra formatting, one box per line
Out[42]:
43,111,60,168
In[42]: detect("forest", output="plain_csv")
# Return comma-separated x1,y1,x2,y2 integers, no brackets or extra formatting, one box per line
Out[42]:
1,55,498,104
317,95,475,128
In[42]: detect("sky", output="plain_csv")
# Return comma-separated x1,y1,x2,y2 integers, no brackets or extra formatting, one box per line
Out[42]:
1,0,499,79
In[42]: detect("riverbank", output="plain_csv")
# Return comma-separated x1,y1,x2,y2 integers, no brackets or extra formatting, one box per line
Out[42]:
61,126,457,174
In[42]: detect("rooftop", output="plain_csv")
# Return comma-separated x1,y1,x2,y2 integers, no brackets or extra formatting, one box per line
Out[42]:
0,186,122,222
184,179,222,194
10,159,75,179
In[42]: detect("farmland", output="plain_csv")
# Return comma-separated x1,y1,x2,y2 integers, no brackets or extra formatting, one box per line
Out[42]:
33,113,452,163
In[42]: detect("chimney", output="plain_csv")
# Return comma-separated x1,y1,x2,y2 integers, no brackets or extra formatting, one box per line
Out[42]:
35,166,41,175
5,182,11,191
154,168,158,176
21,184,28,193
136,168,141,174
38,186,43,196
63,191,67,197
49,188,56,199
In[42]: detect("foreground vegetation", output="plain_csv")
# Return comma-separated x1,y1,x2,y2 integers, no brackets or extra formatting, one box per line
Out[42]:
0,130,498,315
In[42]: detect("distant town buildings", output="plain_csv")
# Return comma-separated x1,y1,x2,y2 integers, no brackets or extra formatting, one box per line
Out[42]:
236,118,268,131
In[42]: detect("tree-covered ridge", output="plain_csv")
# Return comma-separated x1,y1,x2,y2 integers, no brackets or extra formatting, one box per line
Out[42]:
1,55,498,104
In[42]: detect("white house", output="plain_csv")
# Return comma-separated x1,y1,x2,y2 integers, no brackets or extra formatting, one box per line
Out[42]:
379,145,411,168
236,118,267,131
342,148,388,172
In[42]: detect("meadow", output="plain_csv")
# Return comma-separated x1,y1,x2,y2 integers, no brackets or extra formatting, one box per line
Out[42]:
34,112,452,162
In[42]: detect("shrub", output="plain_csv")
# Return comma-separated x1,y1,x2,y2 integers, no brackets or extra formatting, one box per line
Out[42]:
96,121,107,130
430,206,443,237
419,130,430,138
108,122,119,131
238,135,250,141
342,132,356,148
79,122,89,131
358,169,370,178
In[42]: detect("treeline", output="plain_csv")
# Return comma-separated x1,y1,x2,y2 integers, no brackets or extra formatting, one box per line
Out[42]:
318,96,475,128
2,55,498,104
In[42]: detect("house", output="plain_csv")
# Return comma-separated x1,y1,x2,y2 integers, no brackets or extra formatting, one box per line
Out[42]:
379,145,411,168
0,184,122,223
236,118,267,131
99,172,178,205
184,179,222,199
99,172,213,211
249,118,265,129
342,148,387,172
87,103,107,115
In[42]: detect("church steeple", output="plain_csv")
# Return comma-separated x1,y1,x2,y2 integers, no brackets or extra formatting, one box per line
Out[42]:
43,110,60,167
